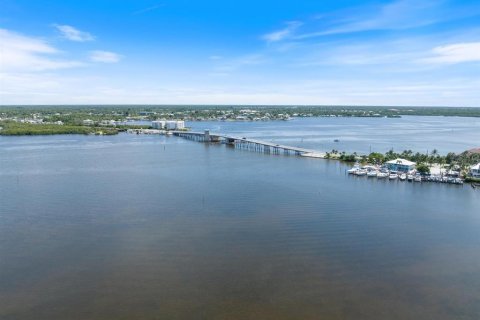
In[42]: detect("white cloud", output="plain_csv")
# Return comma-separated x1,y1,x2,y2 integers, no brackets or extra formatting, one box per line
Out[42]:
263,21,302,42
0,28,83,72
89,50,122,63
421,42,480,64
295,0,479,39
132,4,165,15
54,24,94,42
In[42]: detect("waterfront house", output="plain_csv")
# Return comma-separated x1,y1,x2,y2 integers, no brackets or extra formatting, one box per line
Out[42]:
385,158,416,172
470,163,480,177
83,119,94,126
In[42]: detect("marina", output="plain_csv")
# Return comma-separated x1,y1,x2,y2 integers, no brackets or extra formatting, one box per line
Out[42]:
347,163,465,184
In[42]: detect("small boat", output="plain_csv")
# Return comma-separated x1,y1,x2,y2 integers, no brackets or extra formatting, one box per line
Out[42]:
355,169,367,176
377,171,388,179
389,172,398,180
407,174,414,181
334,139,340,142
399,173,407,181
367,170,377,177
414,176,422,182
347,163,360,174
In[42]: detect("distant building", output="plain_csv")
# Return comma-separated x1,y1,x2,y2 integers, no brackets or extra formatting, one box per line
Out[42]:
83,119,94,126
175,120,185,130
385,159,416,172
470,163,480,177
165,120,185,130
152,120,166,129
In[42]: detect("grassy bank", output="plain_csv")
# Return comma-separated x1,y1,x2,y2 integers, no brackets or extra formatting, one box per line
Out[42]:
0,121,118,136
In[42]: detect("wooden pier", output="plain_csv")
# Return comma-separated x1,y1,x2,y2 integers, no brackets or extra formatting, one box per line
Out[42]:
173,130,323,157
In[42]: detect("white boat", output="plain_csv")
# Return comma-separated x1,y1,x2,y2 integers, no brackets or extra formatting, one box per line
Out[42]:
414,176,422,182
407,174,414,181
355,169,367,176
389,172,398,180
399,173,407,181
377,171,388,179
367,170,377,177
347,164,360,174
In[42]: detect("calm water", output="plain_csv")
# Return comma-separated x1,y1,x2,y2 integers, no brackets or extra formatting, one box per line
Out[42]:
1,116,480,320
190,116,480,154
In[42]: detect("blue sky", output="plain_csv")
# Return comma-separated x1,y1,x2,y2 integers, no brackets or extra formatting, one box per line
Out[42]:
1,0,480,106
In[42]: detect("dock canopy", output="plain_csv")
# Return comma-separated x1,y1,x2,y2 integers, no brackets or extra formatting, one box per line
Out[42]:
470,163,480,177
385,158,416,172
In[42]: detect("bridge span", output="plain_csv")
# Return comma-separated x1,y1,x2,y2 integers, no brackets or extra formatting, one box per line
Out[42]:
173,130,324,157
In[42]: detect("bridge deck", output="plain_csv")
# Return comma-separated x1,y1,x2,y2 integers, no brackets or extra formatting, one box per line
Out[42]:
174,131,316,154
223,136,314,153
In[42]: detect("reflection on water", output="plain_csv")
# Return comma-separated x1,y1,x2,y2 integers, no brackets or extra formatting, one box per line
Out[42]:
1,117,480,319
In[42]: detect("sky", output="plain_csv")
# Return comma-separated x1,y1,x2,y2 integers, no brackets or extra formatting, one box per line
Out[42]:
0,0,480,106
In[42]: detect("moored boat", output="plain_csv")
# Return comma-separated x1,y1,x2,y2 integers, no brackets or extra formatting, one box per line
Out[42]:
355,169,367,176
377,171,388,179
389,172,398,180
347,163,360,174
367,170,377,177
399,173,407,181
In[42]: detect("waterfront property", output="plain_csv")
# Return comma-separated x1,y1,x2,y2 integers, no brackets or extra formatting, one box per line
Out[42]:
470,163,480,177
385,158,416,172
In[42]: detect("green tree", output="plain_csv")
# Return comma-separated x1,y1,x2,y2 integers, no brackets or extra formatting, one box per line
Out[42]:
416,163,430,175
368,152,384,164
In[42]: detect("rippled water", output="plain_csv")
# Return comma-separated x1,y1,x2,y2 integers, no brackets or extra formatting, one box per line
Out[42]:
1,117,480,319
189,116,480,154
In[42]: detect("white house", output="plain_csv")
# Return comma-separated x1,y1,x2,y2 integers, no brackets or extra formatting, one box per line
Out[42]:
83,119,94,126
385,158,416,172
470,163,480,177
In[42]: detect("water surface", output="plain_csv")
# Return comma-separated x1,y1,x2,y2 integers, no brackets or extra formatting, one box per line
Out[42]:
1,117,480,319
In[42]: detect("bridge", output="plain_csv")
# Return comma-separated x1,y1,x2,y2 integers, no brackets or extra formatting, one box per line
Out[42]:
173,130,324,157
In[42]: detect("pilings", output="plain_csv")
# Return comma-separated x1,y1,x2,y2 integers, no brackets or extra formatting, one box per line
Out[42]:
174,131,311,157
232,140,301,156
174,132,209,142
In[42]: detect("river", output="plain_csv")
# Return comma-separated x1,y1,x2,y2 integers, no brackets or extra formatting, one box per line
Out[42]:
1,116,479,319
